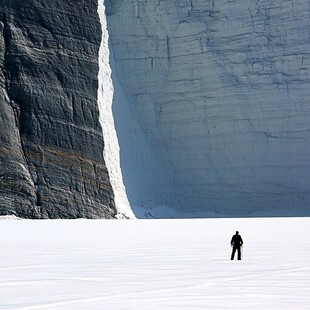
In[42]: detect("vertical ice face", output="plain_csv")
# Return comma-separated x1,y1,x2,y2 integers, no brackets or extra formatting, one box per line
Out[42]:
98,1,177,218
97,0,135,219
104,0,310,217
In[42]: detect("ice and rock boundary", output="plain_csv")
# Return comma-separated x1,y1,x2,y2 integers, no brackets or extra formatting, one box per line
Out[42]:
1,0,310,218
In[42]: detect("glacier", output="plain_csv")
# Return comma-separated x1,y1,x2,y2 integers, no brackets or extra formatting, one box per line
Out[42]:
103,0,310,217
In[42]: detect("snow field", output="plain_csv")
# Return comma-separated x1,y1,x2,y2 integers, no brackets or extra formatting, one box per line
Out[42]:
0,218,310,309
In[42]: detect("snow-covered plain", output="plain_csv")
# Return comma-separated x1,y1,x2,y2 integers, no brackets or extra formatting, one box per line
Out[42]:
1,218,310,309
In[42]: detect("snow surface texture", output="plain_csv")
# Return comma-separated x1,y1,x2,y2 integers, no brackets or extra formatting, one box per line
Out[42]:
105,0,310,217
0,218,310,309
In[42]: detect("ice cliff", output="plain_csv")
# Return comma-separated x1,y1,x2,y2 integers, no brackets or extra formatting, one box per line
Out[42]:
105,0,310,217
1,0,310,218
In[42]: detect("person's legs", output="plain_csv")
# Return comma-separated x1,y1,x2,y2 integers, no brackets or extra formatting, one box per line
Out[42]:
231,247,236,260
237,247,241,260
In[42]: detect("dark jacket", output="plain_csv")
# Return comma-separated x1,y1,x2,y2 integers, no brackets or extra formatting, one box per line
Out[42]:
231,234,243,248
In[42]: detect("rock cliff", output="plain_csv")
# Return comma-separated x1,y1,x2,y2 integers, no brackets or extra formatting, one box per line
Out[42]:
0,0,117,218
105,0,310,217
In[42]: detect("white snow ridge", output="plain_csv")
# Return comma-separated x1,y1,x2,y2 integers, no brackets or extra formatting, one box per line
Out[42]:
97,0,134,219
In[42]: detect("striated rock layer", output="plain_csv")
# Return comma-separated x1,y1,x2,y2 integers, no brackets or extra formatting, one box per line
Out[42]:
105,0,310,217
0,0,117,218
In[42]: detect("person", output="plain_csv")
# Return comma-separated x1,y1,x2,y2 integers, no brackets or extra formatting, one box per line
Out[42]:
231,231,243,260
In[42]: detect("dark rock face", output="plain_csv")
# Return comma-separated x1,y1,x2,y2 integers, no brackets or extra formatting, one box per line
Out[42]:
0,0,117,218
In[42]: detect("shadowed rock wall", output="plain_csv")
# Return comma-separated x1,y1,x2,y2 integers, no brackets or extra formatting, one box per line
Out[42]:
0,0,117,218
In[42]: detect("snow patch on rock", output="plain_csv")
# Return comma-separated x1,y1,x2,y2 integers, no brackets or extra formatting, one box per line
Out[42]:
0,215,21,220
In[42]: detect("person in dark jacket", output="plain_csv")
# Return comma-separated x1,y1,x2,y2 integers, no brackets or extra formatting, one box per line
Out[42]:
231,231,243,260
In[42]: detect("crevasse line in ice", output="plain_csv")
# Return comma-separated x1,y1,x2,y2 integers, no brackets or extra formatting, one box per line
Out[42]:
97,0,135,219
